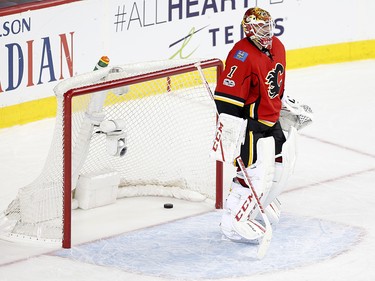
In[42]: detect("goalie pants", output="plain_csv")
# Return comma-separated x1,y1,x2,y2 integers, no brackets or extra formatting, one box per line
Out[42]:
240,118,286,167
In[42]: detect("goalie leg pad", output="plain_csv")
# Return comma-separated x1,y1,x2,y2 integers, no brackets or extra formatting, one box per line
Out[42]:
221,212,264,243
220,137,276,243
263,127,298,207
256,198,282,227
220,182,265,243
236,136,275,208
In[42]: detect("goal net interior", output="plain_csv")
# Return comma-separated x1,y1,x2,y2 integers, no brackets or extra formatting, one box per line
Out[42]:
0,58,223,247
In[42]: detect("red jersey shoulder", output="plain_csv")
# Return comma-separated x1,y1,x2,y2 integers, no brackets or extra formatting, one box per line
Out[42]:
270,36,285,53
227,39,255,62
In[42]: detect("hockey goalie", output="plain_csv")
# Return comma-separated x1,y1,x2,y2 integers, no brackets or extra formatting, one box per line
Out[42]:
210,7,314,255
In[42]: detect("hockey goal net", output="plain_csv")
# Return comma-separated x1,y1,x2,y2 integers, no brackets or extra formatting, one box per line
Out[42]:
0,58,224,248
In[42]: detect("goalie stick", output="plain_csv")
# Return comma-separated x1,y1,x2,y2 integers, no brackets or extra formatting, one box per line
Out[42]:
194,62,226,162
195,62,272,259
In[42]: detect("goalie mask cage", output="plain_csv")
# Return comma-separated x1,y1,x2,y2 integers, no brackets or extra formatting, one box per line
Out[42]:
0,58,224,248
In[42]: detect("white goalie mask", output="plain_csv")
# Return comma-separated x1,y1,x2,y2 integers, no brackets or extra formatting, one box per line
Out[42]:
242,7,275,50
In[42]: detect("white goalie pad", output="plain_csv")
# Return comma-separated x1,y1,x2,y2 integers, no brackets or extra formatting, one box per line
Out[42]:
220,183,265,243
236,136,275,205
256,198,282,227
279,95,314,131
220,137,275,243
210,113,247,164
263,126,298,207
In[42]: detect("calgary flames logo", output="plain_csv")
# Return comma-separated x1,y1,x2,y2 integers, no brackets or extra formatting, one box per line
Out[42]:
265,63,284,99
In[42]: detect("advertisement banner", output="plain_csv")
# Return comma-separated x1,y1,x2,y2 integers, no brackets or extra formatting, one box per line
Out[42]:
0,0,374,116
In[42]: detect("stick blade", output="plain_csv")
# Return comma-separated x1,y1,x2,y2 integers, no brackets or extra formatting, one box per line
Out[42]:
256,222,273,259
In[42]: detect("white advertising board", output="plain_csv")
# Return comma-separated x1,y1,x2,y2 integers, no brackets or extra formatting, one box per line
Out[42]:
0,0,374,107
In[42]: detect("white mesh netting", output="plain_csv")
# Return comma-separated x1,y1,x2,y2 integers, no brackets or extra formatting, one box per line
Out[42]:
0,58,222,243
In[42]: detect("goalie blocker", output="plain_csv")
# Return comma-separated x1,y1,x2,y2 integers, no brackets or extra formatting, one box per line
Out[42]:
211,113,247,164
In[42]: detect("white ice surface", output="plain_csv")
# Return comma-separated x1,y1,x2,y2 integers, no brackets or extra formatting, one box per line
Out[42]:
0,60,374,280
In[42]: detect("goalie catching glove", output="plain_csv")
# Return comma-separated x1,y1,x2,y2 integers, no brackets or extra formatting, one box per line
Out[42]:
210,113,247,164
279,95,314,131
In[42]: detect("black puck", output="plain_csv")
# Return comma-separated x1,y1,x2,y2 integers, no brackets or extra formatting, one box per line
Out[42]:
164,203,173,209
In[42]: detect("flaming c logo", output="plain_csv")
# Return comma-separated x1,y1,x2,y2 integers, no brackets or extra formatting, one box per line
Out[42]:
265,63,284,99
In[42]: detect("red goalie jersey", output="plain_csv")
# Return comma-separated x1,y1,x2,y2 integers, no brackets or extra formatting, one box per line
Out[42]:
214,36,286,126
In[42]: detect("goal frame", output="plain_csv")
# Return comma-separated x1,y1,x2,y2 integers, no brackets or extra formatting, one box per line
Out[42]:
62,58,224,248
